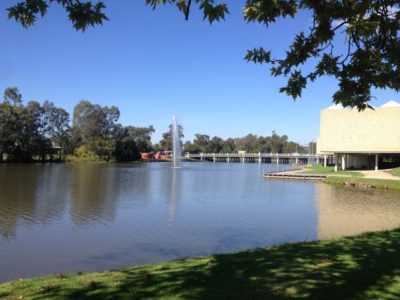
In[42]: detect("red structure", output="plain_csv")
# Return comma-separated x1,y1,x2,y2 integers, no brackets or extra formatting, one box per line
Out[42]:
140,152,154,160
154,151,172,160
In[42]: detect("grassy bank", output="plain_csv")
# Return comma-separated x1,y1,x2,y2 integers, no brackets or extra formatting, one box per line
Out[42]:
303,166,400,190
324,176,400,190
391,168,400,177
302,165,363,177
2,228,400,299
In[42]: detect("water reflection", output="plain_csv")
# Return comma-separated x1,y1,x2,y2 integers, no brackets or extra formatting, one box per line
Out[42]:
69,164,120,225
0,163,400,283
317,184,400,239
0,165,68,238
168,166,180,222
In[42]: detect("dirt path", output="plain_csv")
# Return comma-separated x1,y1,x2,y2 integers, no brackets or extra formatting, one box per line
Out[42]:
359,170,400,180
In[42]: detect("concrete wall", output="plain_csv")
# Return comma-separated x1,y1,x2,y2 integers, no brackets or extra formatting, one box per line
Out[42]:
317,107,400,153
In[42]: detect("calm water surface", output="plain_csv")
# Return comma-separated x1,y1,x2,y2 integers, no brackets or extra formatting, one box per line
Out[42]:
1,162,400,282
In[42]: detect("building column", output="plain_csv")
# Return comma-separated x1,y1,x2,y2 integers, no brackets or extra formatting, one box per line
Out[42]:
341,154,346,170
323,155,327,167
375,154,379,171
335,154,339,172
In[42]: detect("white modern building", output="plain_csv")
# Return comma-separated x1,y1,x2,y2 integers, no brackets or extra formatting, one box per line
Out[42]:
317,100,400,171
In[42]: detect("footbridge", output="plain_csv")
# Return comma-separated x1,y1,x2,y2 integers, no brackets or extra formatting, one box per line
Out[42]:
185,153,331,166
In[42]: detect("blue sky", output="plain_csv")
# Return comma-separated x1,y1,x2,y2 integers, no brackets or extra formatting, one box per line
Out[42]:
0,1,398,144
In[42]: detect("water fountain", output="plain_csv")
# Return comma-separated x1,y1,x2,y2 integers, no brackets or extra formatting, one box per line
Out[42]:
171,115,182,168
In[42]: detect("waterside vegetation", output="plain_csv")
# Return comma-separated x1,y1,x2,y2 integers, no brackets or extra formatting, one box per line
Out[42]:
303,166,400,190
391,168,400,177
0,87,308,163
324,176,400,191
2,228,400,299
0,87,154,163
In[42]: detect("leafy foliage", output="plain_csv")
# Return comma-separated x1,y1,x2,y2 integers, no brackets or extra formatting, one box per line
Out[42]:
6,1,400,108
7,0,108,31
0,88,67,162
160,0,399,109
159,123,184,151
146,0,229,22
0,87,155,162
243,0,400,110
184,130,306,154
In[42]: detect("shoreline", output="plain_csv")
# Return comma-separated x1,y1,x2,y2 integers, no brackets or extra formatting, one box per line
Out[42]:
300,166,400,191
2,227,400,299
2,161,400,190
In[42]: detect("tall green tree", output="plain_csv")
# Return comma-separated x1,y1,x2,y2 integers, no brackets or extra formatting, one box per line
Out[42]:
159,124,184,151
193,134,211,152
209,136,224,153
182,141,203,153
125,126,155,152
0,88,55,162
221,137,235,153
42,101,70,155
6,1,400,109
3,87,22,106
72,100,119,160
235,134,259,152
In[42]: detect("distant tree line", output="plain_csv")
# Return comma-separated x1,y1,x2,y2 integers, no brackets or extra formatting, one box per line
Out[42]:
0,87,311,162
0,87,154,162
182,132,310,154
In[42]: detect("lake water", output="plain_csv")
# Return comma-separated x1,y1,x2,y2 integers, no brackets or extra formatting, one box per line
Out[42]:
1,162,400,283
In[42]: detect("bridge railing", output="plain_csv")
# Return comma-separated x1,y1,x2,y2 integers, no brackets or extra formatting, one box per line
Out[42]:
185,152,323,158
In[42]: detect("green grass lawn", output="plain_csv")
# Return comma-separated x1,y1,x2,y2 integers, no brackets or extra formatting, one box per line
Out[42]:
2,228,400,299
303,166,400,190
390,168,400,177
302,165,363,177
324,176,400,190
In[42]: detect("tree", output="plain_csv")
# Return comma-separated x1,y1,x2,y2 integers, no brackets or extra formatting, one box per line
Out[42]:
6,1,400,109
183,140,203,153
7,0,108,31
0,89,54,162
125,126,155,152
3,87,22,106
115,139,140,162
209,136,224,153
72,100,120,160
221,137,235,153
235,134,259,152
42,101,70,156
193,134,211,152
159,124,184,151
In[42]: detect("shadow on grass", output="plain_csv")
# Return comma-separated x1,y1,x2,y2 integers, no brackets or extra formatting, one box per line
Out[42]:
6,228,400,299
